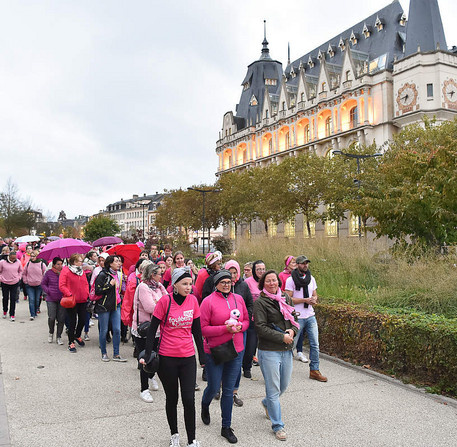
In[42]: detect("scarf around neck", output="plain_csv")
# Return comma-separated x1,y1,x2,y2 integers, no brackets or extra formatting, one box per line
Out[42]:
262,288,299,329
144,279,159,291
291,268,311,297
69,265,83,276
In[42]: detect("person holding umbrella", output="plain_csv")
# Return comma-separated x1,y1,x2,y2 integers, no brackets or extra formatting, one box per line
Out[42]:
94,255,127,362
59,253,90,353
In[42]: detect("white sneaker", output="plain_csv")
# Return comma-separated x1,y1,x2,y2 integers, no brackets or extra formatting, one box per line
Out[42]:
297,352,309,363
187,440,201,447
140,389,153,403
149,376,159,391
56,337,64,345
48,334,53,343
89,319,94,327
170,433,180,447
30,316,35,321
83,333,90,341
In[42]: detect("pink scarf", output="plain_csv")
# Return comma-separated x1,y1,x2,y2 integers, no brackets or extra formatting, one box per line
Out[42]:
262,288,299,329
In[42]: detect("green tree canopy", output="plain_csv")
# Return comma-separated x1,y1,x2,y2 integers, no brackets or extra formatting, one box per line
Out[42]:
83,216,121,241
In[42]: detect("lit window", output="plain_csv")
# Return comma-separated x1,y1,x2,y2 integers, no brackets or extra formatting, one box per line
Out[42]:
284,219,295,238
268,219,277,237
325,116,331,137
363,24,370,38
250,95,258,106
349,106,358,129
229,221,236,240
325,220,338,237
321,82,327,92
349,214,360,236
375,16,383,31
339,37,346,51
304,124,310,143
304,221,316,238
350,31,358,46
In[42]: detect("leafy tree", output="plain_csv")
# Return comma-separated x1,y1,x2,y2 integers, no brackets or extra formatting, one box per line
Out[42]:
83,216,121,241
0,179,36,236
364,118,457,246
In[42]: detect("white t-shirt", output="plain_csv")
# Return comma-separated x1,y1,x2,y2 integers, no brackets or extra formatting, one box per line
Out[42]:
285,275,317,320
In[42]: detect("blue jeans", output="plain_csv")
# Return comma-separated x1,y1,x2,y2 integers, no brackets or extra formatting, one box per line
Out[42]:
26,285,42,317
98,306,121,356
258,349,293,432
234,331,247,390
293,316,320,370
202,350,243,427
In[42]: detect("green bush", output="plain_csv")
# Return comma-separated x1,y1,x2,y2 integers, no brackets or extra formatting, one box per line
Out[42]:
317,303,457,396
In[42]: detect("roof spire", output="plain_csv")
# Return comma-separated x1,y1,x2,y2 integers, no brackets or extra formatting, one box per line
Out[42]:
260,20,272,60
287,42,290,65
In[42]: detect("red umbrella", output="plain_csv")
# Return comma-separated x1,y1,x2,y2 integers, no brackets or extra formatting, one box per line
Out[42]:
38,238,92,262
107,244,141,275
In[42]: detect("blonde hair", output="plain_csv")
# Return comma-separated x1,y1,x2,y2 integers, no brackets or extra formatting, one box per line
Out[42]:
69,253,83,265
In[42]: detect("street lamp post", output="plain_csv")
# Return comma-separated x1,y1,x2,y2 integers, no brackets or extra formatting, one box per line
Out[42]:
332,150,382,239
187,188,220,254
139,200,151,242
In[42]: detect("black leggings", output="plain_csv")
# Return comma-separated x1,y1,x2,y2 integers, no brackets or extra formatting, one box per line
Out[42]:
135,336,159,391
158,355,197,445
243,320,258,372
1,283,19,317
66,302,86,345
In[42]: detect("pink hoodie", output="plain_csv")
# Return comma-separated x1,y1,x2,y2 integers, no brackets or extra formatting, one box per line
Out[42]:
224,260,240,283
132,282,167,333
0,259,23,285
200,290,249,354
23,261,47,286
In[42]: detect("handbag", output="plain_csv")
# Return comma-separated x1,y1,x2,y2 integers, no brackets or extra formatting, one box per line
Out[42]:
210,337,237,365
141,296,172,374
60,295,76,308
135,287,151,338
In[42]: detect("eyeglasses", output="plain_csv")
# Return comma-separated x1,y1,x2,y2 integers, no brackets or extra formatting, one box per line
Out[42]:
219,280,231,286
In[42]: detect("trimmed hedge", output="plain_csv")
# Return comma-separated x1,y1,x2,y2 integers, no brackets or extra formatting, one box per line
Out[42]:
316,304,457,396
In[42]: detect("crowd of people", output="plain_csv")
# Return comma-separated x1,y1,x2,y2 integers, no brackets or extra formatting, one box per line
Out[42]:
0,237,328,446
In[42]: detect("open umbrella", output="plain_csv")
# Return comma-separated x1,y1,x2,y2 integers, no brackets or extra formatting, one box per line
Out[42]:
38,238,92,262
92,236,123,247
107,244,141,275
47,236,61,241
15,235,40,243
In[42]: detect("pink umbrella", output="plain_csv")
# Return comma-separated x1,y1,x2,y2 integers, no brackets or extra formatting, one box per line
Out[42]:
38,238,92,262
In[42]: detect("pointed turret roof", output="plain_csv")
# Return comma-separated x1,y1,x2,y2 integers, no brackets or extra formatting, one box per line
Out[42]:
404,0,447,56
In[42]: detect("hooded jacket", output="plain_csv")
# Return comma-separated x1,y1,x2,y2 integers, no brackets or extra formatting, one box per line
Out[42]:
225,260,254,320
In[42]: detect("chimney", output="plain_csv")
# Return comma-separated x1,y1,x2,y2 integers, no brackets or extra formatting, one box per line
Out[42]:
144,193,146,197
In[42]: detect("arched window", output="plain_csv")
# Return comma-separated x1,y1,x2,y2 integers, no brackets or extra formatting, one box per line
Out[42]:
304,124,310,143
269,138,273,154
325,116,331,137
285,132,290,150
265,110,269,119
282,101,286,111
321,82,327,92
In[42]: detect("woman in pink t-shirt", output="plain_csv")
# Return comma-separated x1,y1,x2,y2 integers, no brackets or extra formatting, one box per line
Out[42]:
141,267,205,447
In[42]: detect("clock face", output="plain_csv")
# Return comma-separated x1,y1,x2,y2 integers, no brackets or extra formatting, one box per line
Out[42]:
396,83,418,112
443,79,457,103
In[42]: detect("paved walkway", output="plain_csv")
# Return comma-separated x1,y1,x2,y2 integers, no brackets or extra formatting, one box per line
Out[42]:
1,298,457,447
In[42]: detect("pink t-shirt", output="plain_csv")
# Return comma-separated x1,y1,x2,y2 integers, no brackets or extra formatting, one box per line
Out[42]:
154,294,200,358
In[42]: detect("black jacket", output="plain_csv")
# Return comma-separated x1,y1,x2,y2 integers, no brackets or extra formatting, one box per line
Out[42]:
232,279,254,320
94,269,117,312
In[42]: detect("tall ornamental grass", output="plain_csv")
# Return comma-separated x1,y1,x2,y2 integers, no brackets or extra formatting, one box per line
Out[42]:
233,237,457,318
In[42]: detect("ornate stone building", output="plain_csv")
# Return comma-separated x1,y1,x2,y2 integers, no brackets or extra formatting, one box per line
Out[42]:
216,0,457,239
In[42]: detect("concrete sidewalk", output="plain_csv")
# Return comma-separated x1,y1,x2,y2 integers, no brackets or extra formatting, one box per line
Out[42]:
1,298,456,447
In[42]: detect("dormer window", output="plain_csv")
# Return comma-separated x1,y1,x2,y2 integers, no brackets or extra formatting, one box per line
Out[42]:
328,44,335,58
338,37,345,51
282,101,286,111
375,16,384,31
399,13,407,27
265,78,277,86
350,31,358,46
250,95,258,106
301,92,305,102
299,60,304,70
321,82,327,92
265,109,269,119
308,55,315,68
318,50,325,61
290,66,296,78
243,82,250,91
363,23,371,39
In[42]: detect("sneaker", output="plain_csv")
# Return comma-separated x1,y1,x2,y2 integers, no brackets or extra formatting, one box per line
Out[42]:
37,309,41,314
56,337,63,345
201,405,210,425
89,319,94,327
24,296,27,300
83,333,90,341
275,429,287,441
233,393,243,407
309,370,328,382
243,369,252,379
30,316,35,321
140,389,154,403
112,355,127,362
169,433,180,447
186,440,201,447
75,337,85,347
202,367,207,382
101,354,110,362
48,333,53,343
252,356,259,366
296,352,309,363
149,377,159,391
10,316,15,322
2,312,6,319
68,343,77,353
221,426,238,444
194,382,200,391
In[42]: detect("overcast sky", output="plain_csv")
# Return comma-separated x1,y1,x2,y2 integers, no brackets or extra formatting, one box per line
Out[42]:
1,0,456,220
